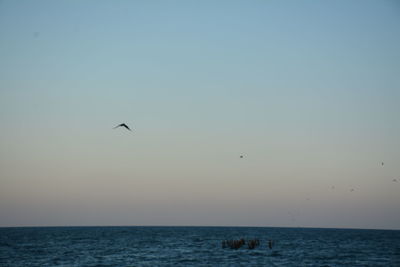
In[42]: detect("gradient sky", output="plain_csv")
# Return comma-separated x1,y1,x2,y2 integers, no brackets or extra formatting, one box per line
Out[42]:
1,0,399,229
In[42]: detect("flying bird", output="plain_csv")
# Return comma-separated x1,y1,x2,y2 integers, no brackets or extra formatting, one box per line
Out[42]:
393,179,398,183
113,123,131,131
240,155,244,158
381,162,384,166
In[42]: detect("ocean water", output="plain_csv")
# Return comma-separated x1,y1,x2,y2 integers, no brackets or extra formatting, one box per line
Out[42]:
0,226,399,266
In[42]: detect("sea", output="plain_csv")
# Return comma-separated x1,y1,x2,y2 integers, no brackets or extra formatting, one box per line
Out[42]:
0,226,399,266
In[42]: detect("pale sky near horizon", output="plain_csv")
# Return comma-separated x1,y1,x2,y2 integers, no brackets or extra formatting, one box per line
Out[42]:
1,0,399,229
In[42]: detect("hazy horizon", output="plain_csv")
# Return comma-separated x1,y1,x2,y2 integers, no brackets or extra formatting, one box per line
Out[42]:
1,0,399,230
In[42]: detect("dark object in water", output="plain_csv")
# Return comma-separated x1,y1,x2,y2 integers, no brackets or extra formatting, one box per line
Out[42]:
268,240,274,249
222,239,246,249
221,238,262,250
247,239,260,249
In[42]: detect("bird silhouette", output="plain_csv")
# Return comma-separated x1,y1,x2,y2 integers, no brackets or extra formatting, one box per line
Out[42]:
113,123,131,131
393,179,398,183
240,155,244,158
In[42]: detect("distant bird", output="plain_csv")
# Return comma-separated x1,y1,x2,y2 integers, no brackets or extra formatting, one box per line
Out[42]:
331,186,335,190
350,188,355,192
381,162,384,166
240,155,244,158
393,179,398,183
113,123,131,131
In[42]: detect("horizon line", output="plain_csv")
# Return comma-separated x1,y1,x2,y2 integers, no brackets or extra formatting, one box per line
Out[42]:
1,225,399,231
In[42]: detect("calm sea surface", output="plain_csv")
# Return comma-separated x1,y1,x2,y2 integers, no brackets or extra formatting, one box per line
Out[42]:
0,226,399,266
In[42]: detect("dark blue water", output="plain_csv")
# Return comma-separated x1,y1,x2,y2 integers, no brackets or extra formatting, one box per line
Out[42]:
0,226,399,266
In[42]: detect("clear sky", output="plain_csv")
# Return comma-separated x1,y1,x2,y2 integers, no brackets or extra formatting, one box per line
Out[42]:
0,0,399,229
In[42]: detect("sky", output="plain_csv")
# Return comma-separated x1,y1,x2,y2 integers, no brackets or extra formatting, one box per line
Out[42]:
0,0,399,229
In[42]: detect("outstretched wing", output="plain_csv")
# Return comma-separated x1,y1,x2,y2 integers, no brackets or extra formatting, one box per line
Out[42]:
122,124,131,131
113,123,132,131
